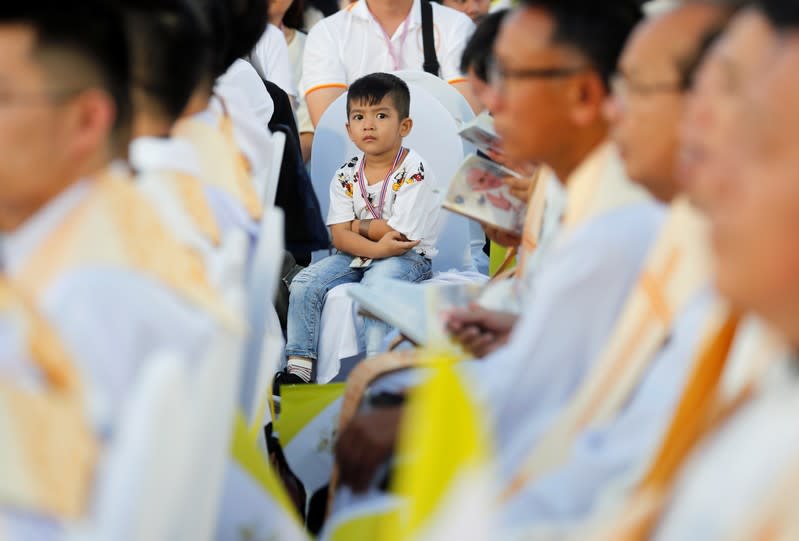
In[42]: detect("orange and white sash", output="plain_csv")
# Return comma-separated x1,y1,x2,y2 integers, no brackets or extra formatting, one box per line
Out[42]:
0,280,97,518
172,100,263,221
502,199,716,501
15,171,242,333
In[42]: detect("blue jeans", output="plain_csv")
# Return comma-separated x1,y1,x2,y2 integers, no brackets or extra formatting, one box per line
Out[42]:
285,251,432,365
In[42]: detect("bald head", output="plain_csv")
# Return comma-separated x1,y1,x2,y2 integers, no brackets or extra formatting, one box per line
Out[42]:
606,2,732,202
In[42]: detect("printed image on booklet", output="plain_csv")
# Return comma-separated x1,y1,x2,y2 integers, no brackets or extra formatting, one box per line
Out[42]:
442,154,527,235
458,110,501,156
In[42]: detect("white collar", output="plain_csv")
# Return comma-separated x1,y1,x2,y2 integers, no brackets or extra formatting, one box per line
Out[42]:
351,0,423,29
3,180,92,278
129,136,203,179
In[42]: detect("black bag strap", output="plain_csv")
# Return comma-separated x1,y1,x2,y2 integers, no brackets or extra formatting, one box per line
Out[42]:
421,0,440,77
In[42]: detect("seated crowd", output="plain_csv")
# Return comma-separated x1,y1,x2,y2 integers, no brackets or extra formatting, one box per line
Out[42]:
4,0,799,539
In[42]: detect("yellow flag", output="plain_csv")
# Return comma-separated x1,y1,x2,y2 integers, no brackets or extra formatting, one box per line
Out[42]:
386,351,494,541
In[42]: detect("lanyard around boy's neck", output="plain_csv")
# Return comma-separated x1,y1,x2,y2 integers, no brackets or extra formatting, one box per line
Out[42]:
357,147,405,219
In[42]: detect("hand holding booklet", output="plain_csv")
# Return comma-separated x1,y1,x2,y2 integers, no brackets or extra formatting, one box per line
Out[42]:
442,154,527,235
347,278,481,353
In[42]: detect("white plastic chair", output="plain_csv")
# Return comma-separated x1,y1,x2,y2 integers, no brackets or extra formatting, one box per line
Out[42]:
240,206,285,422
168,333,244,541
89,352,191,541
262,131,286,208
391,69,475,132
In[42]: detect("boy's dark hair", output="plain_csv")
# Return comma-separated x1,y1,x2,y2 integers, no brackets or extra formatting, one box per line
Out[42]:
120,0,211,121
346,73,411,119
460,9,509,82
520,0,644,89
0,0,131,146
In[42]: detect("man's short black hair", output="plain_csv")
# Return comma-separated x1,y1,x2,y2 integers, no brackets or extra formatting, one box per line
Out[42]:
520,0,644,89
760,0,799,30
283,0,306,31
346,73,411,119
225,0,268,73
0,0,131,144
196,0,267,78
461,9,509,82
120,0,211,121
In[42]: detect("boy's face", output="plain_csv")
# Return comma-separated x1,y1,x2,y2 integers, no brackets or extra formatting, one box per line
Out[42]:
346,95,413,157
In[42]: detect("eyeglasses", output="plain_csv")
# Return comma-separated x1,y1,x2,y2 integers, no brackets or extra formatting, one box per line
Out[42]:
610,73,683,104
487,56,587,92
0,86,84,108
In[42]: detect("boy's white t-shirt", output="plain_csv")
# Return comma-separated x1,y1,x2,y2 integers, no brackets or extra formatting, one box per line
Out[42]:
326,147,440,257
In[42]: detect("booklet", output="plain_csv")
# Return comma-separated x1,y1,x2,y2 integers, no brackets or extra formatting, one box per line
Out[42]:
347,279,481,351
441,154,527,235
458,111,501,156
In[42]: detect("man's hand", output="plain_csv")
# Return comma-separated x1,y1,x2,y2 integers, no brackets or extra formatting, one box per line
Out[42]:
504,174,537,203
335,406,403,493
375,231,420,258
446,304,518,358
483,224,522,248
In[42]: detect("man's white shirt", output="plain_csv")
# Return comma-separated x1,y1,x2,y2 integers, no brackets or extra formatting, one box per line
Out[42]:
248,24,298,98
301,0,474,97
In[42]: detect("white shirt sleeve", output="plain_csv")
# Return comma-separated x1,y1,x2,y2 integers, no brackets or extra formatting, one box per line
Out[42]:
326,160,358,226
387,158,440,243
301,19,348,97
434,7,475,83
249,24,297,98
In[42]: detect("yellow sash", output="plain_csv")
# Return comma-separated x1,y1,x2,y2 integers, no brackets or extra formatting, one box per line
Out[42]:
501,199,715,501
15,172,241,333
562,142,649,229
172,100,263,221
0,280,97,518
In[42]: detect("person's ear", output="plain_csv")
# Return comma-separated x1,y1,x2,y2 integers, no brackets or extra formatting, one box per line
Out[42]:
345,121,356,143
569,72,607,127
65,89,117,163
399,117,413,137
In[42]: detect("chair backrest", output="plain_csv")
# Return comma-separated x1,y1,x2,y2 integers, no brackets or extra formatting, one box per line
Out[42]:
310,84,472,269
169,333,243,541
391,70,475,131
240,206,285,418
92,352,191,541
262,131,286,208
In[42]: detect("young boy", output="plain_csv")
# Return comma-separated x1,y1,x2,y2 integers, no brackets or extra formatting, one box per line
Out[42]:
283,73,441,383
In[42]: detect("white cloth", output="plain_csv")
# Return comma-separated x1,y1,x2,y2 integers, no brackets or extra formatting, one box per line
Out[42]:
249,24,297,98
465,200,666,441
499,289,719,527
214,59,274,176
1,182,220,437
653,355,799,541
287,30,315,134
326,148,441,257
300,0,474,96
216,59,274,129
